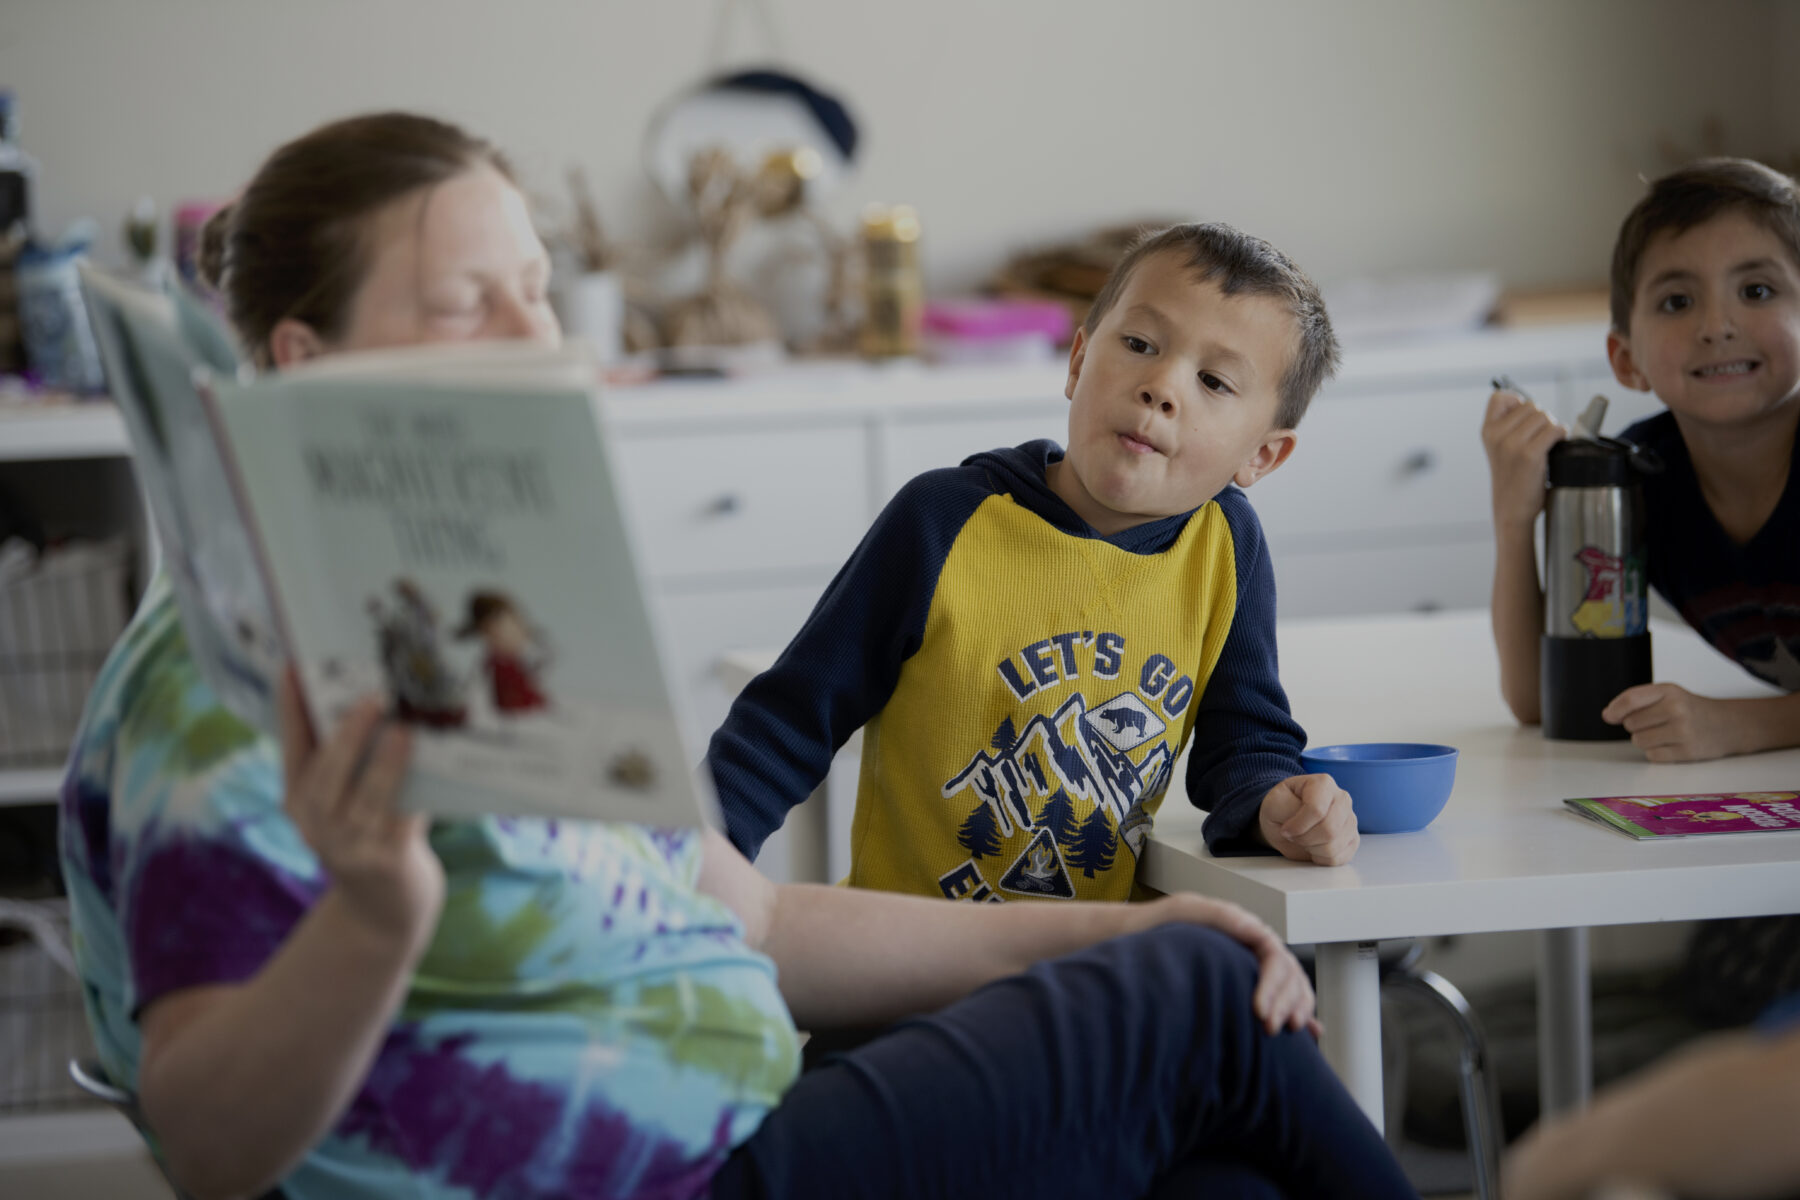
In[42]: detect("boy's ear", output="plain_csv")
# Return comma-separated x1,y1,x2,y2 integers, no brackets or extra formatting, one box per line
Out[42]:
269,317,328,369
1605,329,1651,392
1234,428,1298,489
1063,326,1088,401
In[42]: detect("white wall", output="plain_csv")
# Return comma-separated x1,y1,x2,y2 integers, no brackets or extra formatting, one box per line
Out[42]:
0,0,1786,300
1779,1,1800,159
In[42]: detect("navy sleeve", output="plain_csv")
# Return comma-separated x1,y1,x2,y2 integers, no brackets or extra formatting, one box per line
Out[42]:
1183,490,1307,855
706,467,993,859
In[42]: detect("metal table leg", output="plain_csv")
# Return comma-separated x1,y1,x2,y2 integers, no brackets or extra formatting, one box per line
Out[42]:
1316,939,1385,1131
1537,925,1592,1115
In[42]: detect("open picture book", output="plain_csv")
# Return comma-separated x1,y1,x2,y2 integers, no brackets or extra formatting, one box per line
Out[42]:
79,267,712,829
1564,792,1800,839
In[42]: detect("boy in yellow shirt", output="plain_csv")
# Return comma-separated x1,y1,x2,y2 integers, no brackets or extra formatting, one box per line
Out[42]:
710,222,1361,901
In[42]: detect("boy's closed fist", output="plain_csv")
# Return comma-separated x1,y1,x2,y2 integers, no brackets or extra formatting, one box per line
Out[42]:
1259,774,1359,865
1603,682,1744,762
1481,389,1566,530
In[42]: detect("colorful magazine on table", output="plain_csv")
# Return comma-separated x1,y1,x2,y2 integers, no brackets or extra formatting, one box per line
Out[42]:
198,340,712,828
1564,792,1800,839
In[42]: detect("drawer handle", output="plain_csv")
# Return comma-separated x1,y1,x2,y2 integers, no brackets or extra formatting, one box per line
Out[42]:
702,493,742,517
1398,449,1436,478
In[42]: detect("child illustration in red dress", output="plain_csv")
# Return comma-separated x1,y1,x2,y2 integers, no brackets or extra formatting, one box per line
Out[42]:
454,589,551,714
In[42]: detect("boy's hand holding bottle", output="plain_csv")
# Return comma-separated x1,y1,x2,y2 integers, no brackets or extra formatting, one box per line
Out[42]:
1481,386,1567,531
1259,774,1359,866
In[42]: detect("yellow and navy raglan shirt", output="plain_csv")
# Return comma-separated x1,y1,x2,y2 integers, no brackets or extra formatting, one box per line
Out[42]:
707,440,1306,902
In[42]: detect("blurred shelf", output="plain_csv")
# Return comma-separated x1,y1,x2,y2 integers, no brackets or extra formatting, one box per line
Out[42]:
0,403,128,462
0,1106,142,1163
0,769,62,807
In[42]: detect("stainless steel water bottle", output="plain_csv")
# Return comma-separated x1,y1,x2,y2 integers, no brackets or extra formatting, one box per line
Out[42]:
1540,423,1662,740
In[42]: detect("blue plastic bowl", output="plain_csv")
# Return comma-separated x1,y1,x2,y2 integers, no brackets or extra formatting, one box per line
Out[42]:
1297,743,1459,834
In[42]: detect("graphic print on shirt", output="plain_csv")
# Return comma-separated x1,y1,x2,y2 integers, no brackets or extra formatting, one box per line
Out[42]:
933,631,1188,902
1677,582,1800,691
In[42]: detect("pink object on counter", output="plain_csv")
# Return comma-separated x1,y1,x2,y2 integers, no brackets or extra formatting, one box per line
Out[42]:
922,298,1074,342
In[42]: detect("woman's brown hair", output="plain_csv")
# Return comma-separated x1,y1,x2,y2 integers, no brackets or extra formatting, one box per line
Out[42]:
198,111,515,366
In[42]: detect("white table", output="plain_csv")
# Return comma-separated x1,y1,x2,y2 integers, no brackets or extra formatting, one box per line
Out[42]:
1143,610,1800,1131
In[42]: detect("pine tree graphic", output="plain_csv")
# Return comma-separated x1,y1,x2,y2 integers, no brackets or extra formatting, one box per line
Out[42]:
990,716,1018,754
957,799,1003,860
1037,788,1079,848
1067,804,1117,878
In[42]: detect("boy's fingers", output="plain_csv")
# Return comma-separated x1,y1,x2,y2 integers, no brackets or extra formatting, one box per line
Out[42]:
1602,684,1665,722
1484,389,1526,421
1276,779,1329,836
1525,419,1567,454
1621,705,1672,734
1499,410,1559,456
1280,778,1342,841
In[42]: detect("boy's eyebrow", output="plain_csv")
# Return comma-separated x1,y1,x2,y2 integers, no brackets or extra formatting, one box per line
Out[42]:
1120,302,1256,377
1643,267,1696,290
1645,257,1794,292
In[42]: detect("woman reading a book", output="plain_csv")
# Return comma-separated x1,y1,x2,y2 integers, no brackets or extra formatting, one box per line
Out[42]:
57,112,1416,1200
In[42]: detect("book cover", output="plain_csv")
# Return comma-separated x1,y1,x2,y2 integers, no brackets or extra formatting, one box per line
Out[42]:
202,344,709,828
1564,792,1800,839
78,264,284,731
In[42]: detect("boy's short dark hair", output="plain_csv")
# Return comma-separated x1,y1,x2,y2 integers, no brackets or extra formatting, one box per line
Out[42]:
1082,222,1339,430
1610,157,1800,333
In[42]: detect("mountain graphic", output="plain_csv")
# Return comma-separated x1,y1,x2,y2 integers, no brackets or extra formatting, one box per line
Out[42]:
943,692,1174,838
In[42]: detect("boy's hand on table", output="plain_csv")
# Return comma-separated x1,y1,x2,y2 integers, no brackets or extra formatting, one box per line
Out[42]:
1482,388,1566,531
1156,894,1321,1037
278,669,445,956
1258,774,1359,866
1602,682,1742,762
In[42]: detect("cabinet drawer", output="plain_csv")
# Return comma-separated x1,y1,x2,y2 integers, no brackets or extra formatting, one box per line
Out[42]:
655,581,834,744
615,426,871,581
654,580,854,885
1249,381,1544,543
1273,537,1493,618
878,405,1067,505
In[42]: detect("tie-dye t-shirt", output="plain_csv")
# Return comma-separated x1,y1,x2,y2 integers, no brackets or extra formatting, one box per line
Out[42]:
58,576,801,1199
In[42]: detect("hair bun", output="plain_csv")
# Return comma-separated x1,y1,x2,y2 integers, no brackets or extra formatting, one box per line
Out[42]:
196,202,235,291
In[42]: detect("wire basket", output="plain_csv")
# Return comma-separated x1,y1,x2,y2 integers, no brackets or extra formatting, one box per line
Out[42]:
0,537,132,770
0,897,101,1113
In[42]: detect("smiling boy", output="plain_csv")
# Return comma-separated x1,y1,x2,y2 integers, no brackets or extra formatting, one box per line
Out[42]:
1485,158,1800,761
707,222,1359,903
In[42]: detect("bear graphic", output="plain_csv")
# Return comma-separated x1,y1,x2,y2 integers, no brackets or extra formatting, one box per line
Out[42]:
1098,705,1148,737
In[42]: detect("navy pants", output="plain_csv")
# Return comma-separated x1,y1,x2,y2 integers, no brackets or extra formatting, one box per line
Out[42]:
711,923,1420,1199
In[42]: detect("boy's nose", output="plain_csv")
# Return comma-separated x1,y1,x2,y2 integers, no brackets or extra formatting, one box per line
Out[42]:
1137,381,1178,416
1697,299,1737,343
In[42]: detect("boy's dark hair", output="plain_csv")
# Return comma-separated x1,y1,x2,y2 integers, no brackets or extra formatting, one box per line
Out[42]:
1082,222,1339,429
1609,157,1800,333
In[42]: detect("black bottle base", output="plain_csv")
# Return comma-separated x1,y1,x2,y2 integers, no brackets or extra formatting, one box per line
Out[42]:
1540,633,1653,741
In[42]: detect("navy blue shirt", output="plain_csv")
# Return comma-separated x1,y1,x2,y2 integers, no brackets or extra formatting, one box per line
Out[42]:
1623,412,1800,691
